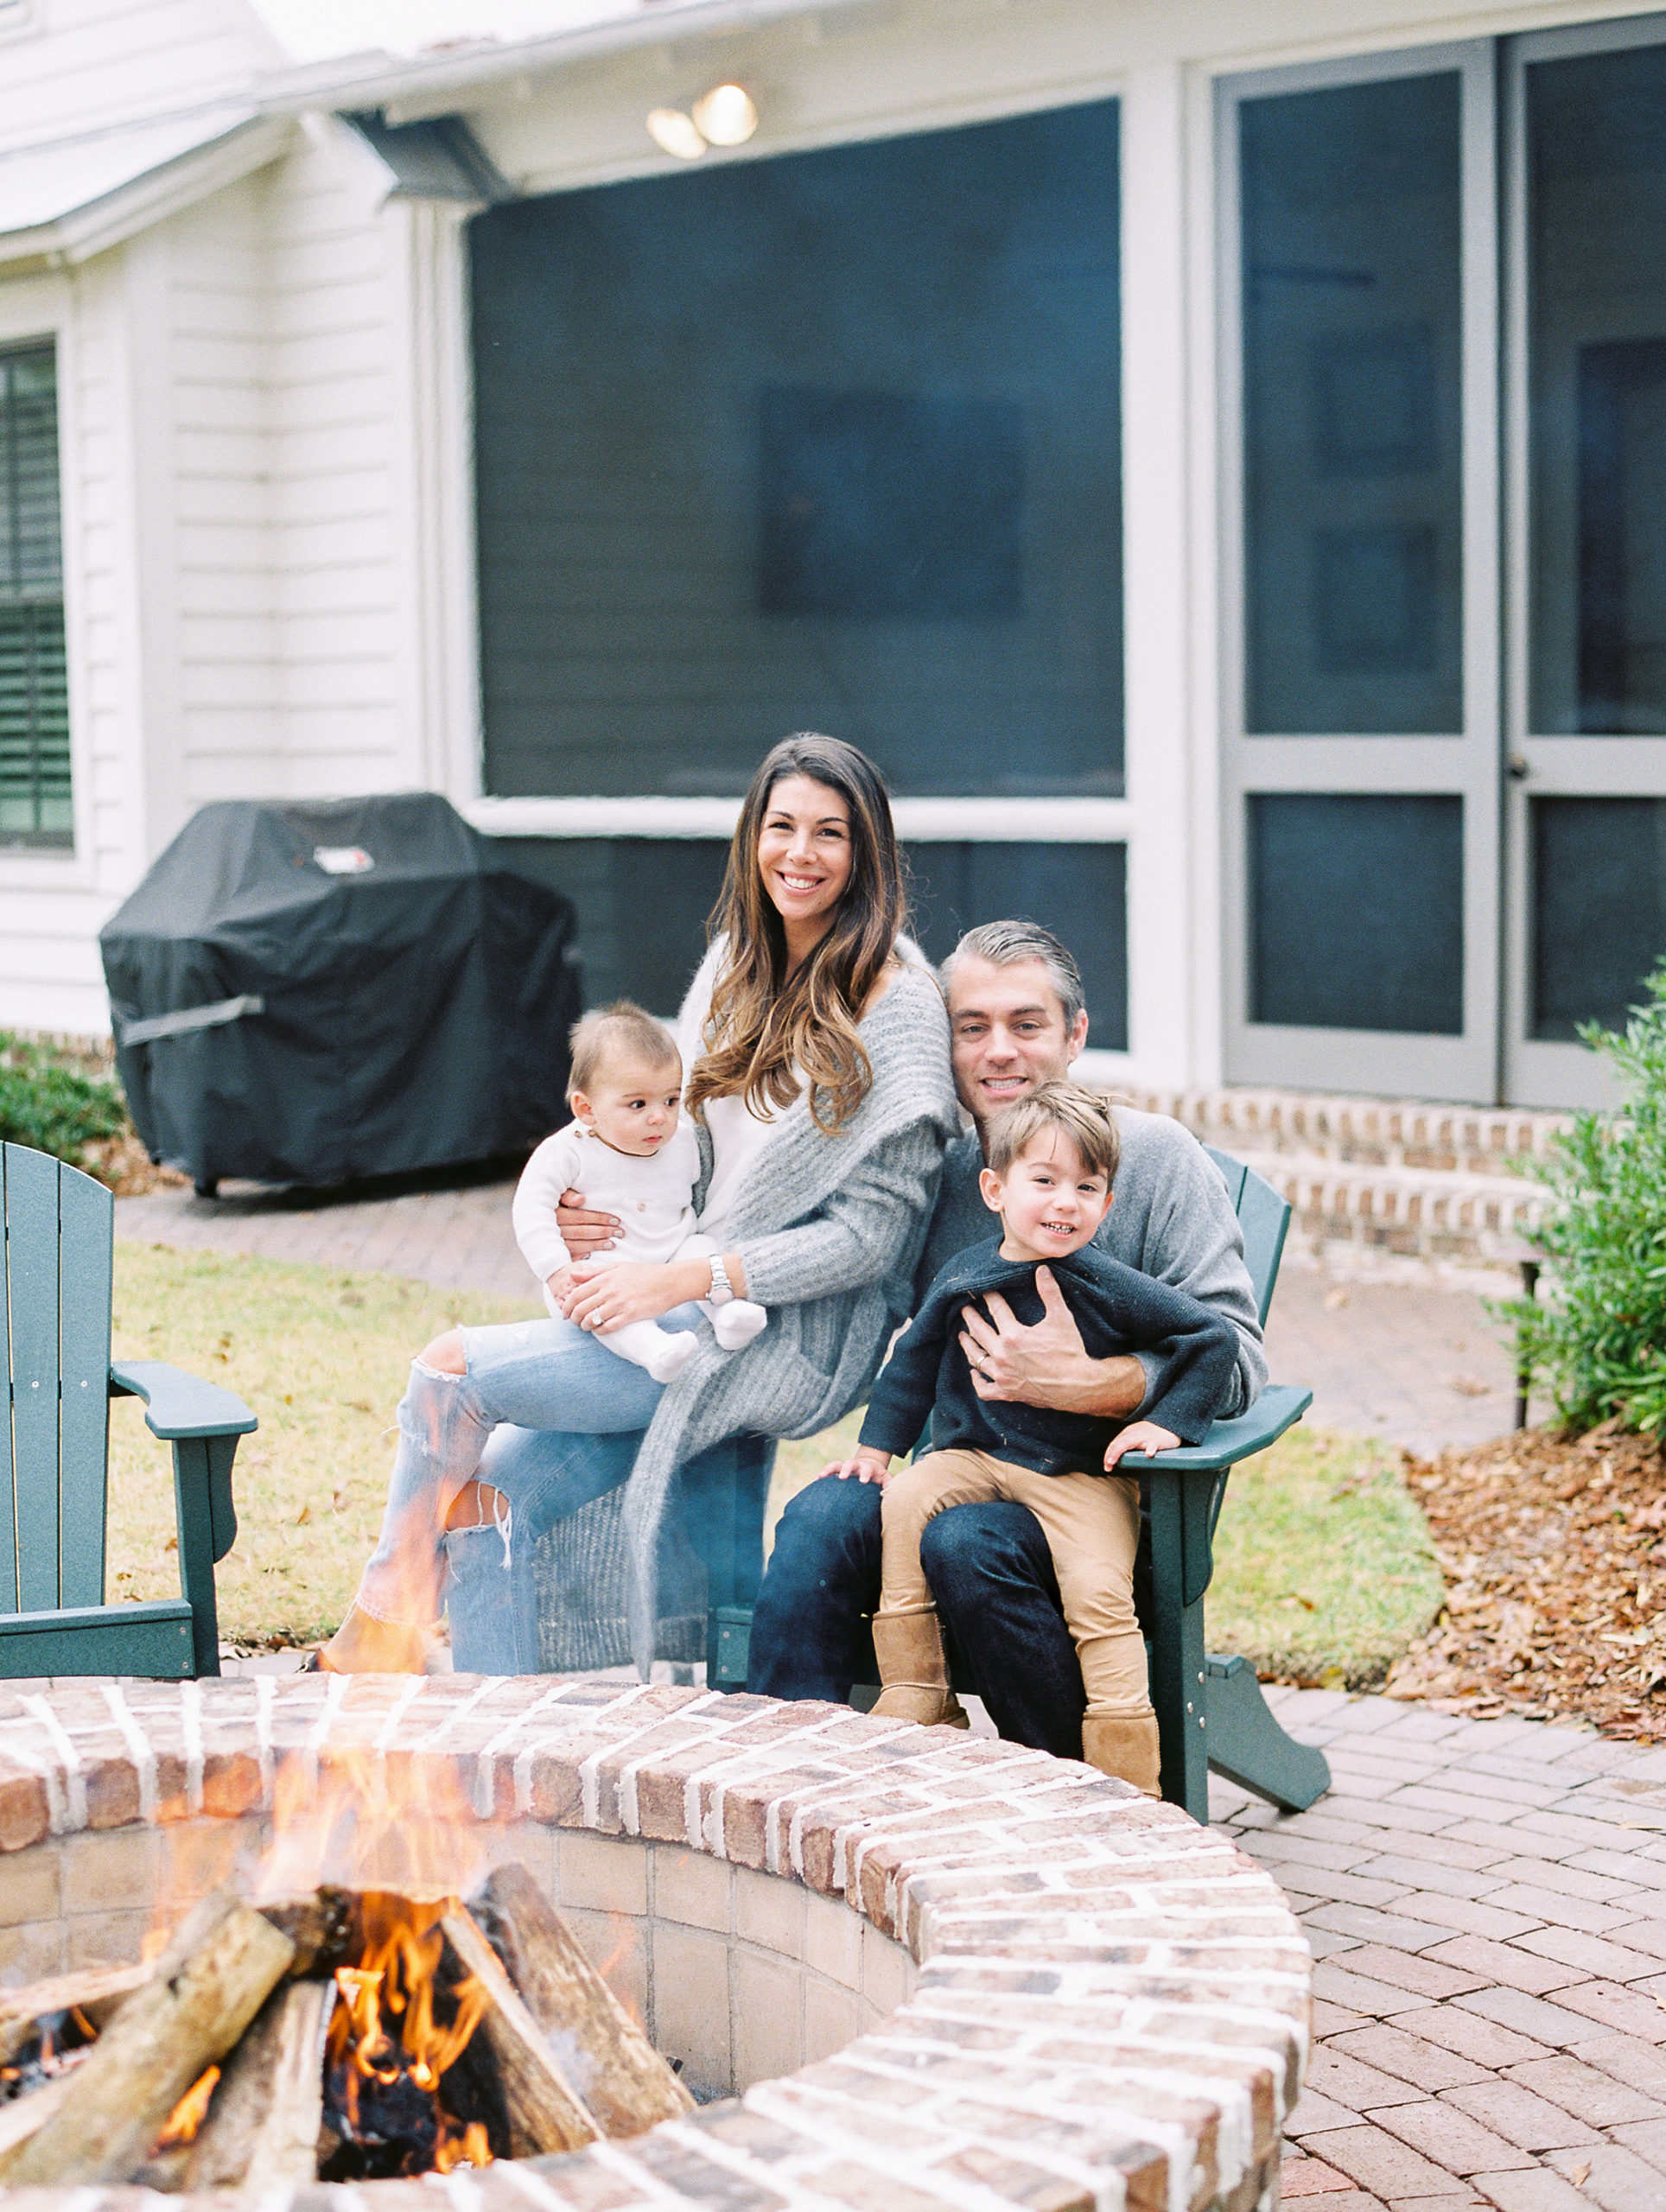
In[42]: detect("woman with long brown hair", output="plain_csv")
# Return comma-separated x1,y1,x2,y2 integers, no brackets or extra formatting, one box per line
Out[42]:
320,734,957,1675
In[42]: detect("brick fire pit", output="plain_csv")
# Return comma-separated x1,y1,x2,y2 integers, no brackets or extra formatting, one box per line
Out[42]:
0,1675,1310,2210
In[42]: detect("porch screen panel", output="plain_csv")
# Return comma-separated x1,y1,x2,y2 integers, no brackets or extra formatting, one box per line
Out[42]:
0,343,69,846
1531,796,1666,1039
1529,44,1666,734
470,100,1122,798
1241,75,1463,734
1249,793,1464,1033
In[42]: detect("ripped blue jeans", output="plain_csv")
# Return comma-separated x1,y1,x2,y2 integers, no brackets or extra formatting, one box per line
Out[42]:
356,1309,697,1638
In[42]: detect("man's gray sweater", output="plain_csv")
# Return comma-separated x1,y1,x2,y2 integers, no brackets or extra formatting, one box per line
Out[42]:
914,1107,1267,1419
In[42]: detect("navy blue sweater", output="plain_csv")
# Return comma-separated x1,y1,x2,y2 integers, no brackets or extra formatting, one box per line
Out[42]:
858,1236,1240,1478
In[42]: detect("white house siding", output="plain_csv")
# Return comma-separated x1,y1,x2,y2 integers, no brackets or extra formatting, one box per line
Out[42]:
0,87,430,1031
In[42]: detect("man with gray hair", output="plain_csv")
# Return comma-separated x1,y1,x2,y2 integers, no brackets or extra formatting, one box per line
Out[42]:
747,919,1266,1758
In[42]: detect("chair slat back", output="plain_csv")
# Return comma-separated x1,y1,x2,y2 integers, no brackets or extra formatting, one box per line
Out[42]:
1204,1143,1292,1327
2,1144,114,1614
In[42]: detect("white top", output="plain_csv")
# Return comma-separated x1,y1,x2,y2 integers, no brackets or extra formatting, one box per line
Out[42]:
675,939,801,1244
697,1090,794,1244
512,1119,703,1285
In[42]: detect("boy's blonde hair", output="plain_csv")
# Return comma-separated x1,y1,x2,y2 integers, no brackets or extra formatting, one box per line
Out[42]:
985,1081,1121,1185
567,1001,681,1103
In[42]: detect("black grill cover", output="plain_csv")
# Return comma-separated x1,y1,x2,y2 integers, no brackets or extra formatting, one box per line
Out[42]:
99,792,580,1189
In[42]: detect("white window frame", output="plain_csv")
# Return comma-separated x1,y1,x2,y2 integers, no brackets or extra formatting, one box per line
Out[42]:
0,276,93,889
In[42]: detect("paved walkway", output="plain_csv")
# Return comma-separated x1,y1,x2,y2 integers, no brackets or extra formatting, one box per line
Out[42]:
121,1175,1666,2205
1221,1693,1666,2212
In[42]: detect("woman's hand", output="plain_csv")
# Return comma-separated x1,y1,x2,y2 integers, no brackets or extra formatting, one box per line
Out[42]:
558,1256,709,1334
556,1188,619,1261
1103,1421,1180,1470
544,1266,574,1304
822,1446,893,1485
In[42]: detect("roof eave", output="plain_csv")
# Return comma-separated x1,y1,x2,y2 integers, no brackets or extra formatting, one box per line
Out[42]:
0,114,298,275
256,0,849,124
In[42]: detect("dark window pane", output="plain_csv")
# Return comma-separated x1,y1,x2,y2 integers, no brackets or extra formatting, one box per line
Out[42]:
907,842,1127,1051
0,344,69,849
1529,46,1666,734
1241,75,1463,733
1531,796,1666,1038
492,838,730,1017
759,388,1023,622
471,99,1122,798
1249,793,1463,1033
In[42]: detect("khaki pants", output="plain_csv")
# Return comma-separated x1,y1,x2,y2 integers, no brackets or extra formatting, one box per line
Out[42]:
879,1446,1153,1720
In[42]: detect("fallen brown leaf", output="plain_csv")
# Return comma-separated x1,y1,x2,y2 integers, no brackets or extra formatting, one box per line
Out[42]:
1386,1426,1666,1743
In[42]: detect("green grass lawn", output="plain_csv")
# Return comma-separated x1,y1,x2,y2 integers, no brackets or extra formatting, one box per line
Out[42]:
108,1245,1442,1681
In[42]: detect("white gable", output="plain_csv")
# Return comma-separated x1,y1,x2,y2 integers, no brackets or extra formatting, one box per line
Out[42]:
0,0,283,154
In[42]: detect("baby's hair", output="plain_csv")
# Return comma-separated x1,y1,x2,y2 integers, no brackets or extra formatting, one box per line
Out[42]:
985,1081,1121,1185
567,1001,682,1103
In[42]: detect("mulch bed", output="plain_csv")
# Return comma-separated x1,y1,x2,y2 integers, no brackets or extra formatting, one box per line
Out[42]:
1385,1420,1666,1742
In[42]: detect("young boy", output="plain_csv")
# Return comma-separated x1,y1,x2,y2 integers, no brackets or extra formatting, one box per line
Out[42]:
823,1081,1238,1795
513,1001,766,1383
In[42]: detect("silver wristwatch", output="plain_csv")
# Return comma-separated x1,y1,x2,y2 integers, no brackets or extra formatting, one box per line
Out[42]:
708,1255,735,1306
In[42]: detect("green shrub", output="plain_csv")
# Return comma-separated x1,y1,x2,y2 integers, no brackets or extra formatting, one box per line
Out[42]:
0,1032,128,1170
1510,964,1666,1435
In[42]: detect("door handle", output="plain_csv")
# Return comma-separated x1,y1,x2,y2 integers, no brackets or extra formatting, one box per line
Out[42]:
1507,755,1530,780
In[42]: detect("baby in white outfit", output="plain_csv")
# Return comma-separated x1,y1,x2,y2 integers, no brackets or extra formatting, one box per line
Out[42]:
512,1001,767,1384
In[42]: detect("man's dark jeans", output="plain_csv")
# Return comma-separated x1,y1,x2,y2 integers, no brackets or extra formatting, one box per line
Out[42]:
747,1473,1090,1759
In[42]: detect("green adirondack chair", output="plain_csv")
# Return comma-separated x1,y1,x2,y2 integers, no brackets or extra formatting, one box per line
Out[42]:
709,1144,1330,1824
1116,1146,1330,1822
1,1141,257,1679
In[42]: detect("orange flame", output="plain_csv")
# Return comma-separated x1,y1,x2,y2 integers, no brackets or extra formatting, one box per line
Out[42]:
256,1748,487,1904
156,2063,220,2148
323,1893,493,2173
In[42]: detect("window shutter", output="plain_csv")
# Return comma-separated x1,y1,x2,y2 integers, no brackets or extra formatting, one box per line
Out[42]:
0,343,70,844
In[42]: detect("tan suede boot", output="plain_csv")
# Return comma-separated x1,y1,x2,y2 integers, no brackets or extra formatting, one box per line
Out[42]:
1081,1712,1162,1797
870,1611,970,1727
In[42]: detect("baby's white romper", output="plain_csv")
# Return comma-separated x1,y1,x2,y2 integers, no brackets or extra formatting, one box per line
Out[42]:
512,1119,766,1382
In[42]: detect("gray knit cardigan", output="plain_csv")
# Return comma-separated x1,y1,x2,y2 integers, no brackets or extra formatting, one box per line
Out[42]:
531,950,958,1675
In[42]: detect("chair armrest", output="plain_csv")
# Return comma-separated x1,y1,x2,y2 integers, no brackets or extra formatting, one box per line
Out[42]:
109,1361,258,1441
1113,1382,1313,1473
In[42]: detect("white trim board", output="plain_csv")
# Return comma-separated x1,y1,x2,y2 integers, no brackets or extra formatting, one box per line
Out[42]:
464,797,1135,842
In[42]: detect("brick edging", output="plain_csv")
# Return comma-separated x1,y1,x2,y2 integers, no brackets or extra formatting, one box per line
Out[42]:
0,1675,1312,2212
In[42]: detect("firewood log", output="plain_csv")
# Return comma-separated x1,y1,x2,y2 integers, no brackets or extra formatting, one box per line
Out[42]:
0,1888,296,2187
180,1981,287,2193
438,1905,600,2158
181,1974,332,2193
0,2074,75,2163
0,1961,153,2066
471,1864,692,2136
258,1889,353,1979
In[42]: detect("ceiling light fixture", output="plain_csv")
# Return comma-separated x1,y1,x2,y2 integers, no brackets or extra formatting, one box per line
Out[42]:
690,83,759,146
646,106,707,160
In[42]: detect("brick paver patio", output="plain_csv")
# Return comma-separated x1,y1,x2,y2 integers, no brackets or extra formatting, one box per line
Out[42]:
1223,1694,1666,2212
113,1174,1664,2206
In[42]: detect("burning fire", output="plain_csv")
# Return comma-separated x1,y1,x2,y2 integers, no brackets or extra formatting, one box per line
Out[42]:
324,1894,495,2177
156,2065,220,2149
258,1749,502,2178
257,1746,488,1906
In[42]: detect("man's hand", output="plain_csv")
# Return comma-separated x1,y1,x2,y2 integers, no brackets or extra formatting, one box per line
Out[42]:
556,1187,619,1261
959,1267,1147,1418
822,1446,893,1486
1103,1421,1180,1470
